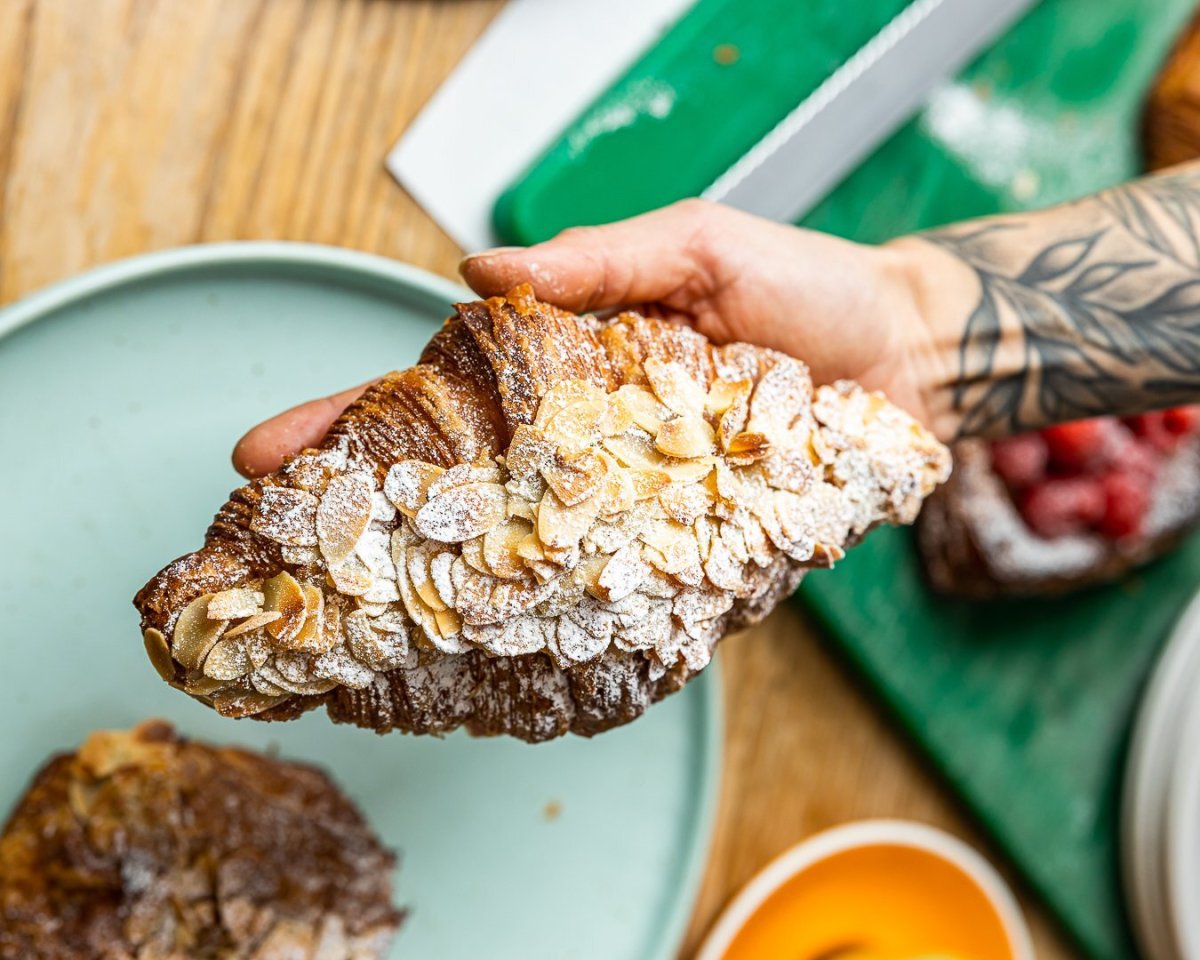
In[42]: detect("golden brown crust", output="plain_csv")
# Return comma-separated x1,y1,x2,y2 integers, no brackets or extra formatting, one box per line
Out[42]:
135,286,950,741
0,721,401,959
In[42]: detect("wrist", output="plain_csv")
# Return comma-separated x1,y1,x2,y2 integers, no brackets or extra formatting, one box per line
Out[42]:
879,236,978,442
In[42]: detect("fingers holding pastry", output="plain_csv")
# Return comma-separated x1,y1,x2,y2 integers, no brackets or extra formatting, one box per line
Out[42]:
459,198,729,313
232,379,377,478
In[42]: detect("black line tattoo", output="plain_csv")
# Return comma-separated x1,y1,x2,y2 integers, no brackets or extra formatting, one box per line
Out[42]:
923,167,1200,437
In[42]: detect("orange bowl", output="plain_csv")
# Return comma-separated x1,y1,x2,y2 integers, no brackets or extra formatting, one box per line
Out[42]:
697,821,1034,960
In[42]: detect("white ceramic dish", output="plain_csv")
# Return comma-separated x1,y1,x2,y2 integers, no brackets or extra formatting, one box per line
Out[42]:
695,819,1035,960
0,242,722,960
1122,590,1200,960
1168,638,1200,960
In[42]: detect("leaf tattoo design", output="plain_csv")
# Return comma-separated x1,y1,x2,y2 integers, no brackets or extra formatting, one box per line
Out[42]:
924,168,1200,436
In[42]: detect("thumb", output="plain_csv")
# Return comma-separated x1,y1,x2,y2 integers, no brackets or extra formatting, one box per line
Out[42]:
459,199,721,312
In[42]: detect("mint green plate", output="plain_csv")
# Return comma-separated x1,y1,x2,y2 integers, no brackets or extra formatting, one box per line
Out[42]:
0,243,721,959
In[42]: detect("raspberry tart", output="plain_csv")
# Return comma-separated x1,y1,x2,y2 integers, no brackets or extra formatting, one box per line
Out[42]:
918,408,1200,597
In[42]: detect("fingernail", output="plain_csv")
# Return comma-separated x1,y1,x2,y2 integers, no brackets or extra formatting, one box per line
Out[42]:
460,245,523,267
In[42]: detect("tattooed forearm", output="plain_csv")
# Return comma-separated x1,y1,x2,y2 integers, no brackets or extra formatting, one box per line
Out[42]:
920,164,1200,437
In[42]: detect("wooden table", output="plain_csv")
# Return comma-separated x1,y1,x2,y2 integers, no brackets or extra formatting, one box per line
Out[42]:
0,2,1076,956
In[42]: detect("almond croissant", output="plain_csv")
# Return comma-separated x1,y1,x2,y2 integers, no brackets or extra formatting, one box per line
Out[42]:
134,286,950,742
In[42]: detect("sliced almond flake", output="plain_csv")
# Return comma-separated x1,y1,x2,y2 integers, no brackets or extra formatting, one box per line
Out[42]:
597,543,652,603
427,462,503,498
355,598,389,617
321,598,343,651
433,608,462,641
534,379,607,429
143,628,175,681
361,578,401,604
274,652,311,685
543,398,606,453
505,425,557,480
507,498,537,523
660,457,715,484
281,544,322,566
287,584,330,653
212,689,289,719
369,609,409,633
537,489,601,551
383,460,445,516
550,616,608,666
763,448,814,493
250,671,288,697
224,610,282,639
599,394,635,436
516,533,546,562
747,358,810,436
706,378,752,417
584,511,644,554
415,481,507,543
641,520,702,575
243,632,272,669
704,536,747,593
251,487,320,546
183,674,225,697
655,416,716,459
645,358,707,417
506,471,548,505
203,637,251,681
694,515,715,561
603,432,666,471
483,517,533,580
718,391,751,451
464,617,548,657
206,589,265,621
316,472,375,568
328,554,375,597
171,594,226,670
659,483,712,525
726,431,771,464
355,529,395,579
543,451,607,507
313,648,376,690
345,609,408,671
575,555,608,597
262,572,308,645
629,469,670,501
370,490,398,525
428,550,458,608
594,464,636,515
611,384,670,434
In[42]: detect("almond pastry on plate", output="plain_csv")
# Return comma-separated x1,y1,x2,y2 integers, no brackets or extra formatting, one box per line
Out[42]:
135,286,951,742
0,721,401,959
917,409,1200,598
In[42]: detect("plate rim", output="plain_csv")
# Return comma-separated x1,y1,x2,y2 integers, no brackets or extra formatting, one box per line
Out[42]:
1121,588,1200,960
0,240,724,960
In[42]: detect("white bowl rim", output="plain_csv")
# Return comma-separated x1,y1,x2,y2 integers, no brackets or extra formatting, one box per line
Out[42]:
695,818,1035,960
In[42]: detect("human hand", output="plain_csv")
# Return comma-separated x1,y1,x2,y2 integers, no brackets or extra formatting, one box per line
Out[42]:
233,200,947,478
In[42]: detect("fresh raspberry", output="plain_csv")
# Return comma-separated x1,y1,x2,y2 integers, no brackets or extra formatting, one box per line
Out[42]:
1099,470,1151,539
1164,406,1200,436
1019,478,1106,538
989,434,1048,490
1123,411,1179,453
1041,418,1123,473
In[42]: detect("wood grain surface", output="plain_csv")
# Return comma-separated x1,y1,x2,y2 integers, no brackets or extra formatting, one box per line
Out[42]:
0,2,1076,956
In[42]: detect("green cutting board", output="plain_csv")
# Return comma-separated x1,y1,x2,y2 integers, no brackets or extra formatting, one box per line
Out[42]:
496,1,1200,957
